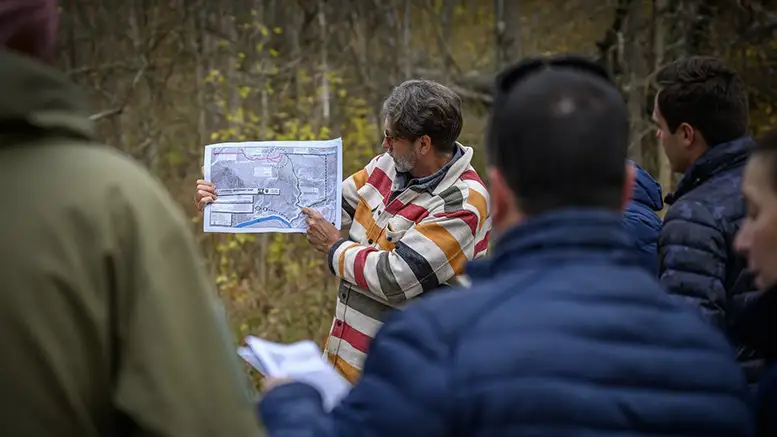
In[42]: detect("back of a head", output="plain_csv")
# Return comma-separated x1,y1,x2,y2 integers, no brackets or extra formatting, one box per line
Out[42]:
656,56,749,147
0,0,59,62
487,56,629,215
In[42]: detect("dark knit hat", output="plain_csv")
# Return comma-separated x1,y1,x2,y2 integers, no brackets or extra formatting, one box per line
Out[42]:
0,0,59,61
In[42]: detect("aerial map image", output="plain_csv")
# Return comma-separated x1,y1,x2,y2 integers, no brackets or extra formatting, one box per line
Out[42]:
203,138,342,233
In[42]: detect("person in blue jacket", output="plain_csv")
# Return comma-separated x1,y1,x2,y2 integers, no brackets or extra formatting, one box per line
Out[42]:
256,55,753,437
623,160,663,274
653,56,762,382
731,126,777,436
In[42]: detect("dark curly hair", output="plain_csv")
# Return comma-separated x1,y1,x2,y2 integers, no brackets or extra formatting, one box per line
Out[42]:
656,56,749,147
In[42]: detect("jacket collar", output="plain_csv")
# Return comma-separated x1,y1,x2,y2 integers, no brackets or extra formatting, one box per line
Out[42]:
466,208,638,279
393,144,464,194
361,144,475,212
378,143,474,193
0,50,95,143
666,136,754,205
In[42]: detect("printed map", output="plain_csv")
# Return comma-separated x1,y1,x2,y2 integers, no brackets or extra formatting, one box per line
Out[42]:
203,138,342,233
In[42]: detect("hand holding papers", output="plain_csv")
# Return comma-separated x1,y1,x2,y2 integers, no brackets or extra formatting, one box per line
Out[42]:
238,336,351,411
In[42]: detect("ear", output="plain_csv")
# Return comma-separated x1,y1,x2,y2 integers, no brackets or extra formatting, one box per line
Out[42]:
487,166,522,230
417,135,432,155
621,162,636,211
678,122,695,148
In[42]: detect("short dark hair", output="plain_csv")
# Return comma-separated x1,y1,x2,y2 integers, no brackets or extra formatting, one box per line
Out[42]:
487,55,629,215
754,127,777,194
382,79,463,154
656,56,749,147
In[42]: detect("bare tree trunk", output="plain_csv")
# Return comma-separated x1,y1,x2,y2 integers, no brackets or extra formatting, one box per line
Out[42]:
436,0,456,80
494,0,503,69
653,0,673,195
189,3,208,147
287,2,304,117
318,0,330,124
531,11,539,55
379,0,400,86
403,0,412,79
622,0,649,162
127,0,157,170
224,9,240,134
495,0,522,69
349,5,372,90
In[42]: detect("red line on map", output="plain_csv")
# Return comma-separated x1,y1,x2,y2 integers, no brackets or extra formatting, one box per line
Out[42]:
213,150,282,163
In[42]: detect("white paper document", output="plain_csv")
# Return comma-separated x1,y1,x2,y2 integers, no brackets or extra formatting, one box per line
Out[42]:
238,336,351,411
203,138,343,233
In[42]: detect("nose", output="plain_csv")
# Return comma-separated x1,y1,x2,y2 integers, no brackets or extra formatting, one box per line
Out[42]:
382,137,390,150
733,224,750,256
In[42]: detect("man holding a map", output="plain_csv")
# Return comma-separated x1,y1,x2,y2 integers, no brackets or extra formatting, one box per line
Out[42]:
196,79,491,383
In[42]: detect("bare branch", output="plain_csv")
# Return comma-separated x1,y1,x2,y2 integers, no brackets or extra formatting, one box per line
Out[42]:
88,62,149,122
741,14,777,41
89,106,124,121
447,84,493,104
67,61,133,76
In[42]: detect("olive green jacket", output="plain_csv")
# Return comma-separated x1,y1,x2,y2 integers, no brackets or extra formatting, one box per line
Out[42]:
0,50,260,436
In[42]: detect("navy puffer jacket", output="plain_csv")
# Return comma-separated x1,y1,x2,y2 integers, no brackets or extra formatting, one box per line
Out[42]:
260,210,754,437
659,136,763,382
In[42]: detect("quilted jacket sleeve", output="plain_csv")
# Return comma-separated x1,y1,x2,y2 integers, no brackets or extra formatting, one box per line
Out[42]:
659,200,728,330
621,201,661,275
258,306,452,437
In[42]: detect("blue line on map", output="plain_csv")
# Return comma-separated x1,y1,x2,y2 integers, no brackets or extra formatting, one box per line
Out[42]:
234,215,292,228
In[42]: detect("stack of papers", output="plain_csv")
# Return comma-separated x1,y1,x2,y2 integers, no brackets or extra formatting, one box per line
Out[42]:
238,336,351,411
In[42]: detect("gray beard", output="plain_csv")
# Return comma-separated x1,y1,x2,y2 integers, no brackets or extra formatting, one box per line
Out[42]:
393,150,417,173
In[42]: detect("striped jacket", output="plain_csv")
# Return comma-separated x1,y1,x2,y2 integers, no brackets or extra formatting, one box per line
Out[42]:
324,144,491,383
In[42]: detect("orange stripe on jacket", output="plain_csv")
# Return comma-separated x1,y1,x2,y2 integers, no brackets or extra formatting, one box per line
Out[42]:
338,243,362,277
327,353,361,384
413,222,467,275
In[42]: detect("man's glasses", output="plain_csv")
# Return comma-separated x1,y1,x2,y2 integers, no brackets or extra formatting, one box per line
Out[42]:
384,129,415,147
384,129,398,147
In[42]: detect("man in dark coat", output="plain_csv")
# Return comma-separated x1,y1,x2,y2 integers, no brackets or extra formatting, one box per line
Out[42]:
257,55,753,437
653,56,763,382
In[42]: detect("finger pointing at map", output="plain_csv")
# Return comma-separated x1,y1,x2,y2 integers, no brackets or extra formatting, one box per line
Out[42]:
303,208,341,253
201,138,343,233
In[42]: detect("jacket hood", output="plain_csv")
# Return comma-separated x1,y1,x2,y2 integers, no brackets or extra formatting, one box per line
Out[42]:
0,50,94,142
630,160,663,211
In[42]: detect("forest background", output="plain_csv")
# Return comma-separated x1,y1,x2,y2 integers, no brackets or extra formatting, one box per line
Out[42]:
58,0,777,356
